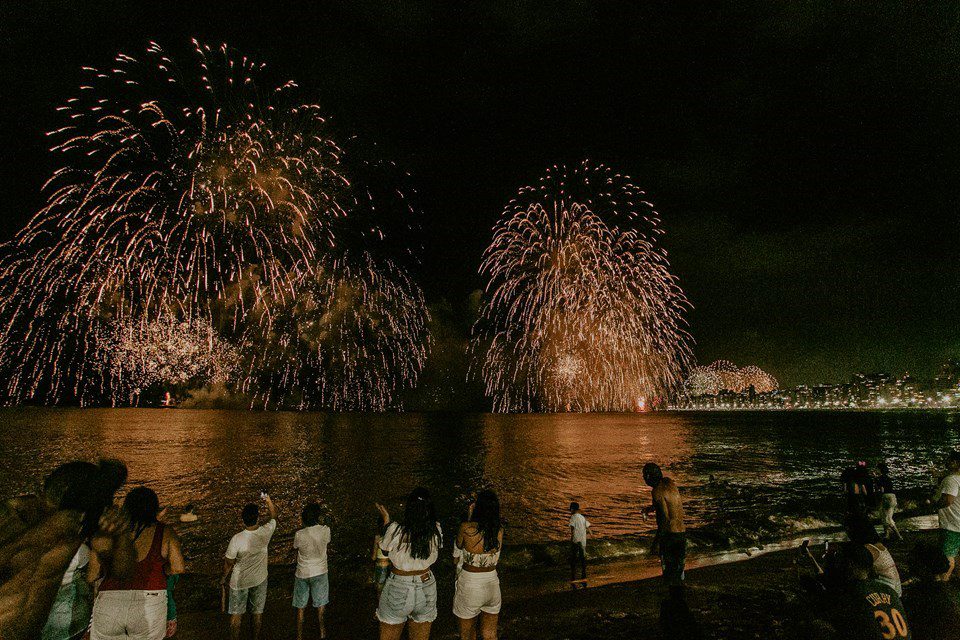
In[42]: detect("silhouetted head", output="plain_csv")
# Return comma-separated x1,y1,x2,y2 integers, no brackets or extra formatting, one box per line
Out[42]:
399,487,441,560
877,462,889,475
242,503,259,527
183,503,195,514
569,502,579,514
845,514,881,545
643,463,664,487
44,458,127,537
471,489,502,551
827,542,872,585
123,486,160,535
301,502,321,527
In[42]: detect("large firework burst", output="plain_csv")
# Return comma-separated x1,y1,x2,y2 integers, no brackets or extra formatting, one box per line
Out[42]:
471,162,693,412
0,41,428,408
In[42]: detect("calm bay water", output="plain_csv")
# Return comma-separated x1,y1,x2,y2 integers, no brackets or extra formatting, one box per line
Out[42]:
1,408,958,579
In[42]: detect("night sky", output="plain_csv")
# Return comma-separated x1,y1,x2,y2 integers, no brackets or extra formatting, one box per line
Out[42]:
2,1,959,392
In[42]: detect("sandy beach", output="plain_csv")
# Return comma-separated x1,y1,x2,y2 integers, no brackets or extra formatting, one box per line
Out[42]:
171,528,938,639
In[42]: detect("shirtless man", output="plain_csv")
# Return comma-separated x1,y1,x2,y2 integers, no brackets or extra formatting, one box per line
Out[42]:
642,462,687,587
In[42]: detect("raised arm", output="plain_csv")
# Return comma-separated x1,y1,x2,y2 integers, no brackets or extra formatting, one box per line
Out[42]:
376,503,390,527
264,494,277,521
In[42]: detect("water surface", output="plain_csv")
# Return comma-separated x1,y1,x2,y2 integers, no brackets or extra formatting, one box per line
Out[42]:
1,408,956,578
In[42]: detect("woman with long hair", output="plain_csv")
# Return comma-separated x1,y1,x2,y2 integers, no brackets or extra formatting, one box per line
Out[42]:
90,487,185,640
453,490,503,640
375,487,443,640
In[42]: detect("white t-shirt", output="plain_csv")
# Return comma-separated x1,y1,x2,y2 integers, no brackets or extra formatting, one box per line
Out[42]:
939,474,960,532
294,524,331,579
570,512,591,547
379,521,443,572
225,519,277,589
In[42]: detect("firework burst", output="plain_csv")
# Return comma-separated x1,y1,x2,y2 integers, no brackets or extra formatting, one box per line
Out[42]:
471,162,693,412
0,41,427,408
684,361,778,396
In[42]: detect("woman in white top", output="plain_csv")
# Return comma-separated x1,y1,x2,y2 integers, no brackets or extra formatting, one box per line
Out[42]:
453,490,503,640
375,487,443,640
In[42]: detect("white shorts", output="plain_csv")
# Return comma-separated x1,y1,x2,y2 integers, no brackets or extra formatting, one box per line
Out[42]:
452,570,501,619
92,590,167,640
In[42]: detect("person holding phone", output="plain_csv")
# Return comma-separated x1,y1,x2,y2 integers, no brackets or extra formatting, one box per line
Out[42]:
221,493,277,640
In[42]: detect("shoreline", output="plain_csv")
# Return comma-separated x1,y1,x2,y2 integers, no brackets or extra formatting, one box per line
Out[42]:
172,524,938,639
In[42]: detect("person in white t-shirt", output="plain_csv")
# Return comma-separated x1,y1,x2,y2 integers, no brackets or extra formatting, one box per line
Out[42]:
568,502,591,583
937,451,960,580
292,502,330,640
221,494,277,640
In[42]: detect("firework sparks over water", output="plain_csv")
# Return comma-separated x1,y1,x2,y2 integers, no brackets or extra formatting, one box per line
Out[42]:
471,162,694,412
0,41,428,408
684,361,778,396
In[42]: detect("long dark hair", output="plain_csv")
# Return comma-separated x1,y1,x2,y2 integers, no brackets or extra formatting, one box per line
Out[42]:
44,458,127,537
123,486,160,539
398,487,441,560
471,489,502,552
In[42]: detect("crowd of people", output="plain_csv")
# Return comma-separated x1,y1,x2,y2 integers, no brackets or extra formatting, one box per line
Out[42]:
5,452,960,640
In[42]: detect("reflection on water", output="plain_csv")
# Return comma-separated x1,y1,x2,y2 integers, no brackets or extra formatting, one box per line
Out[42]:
1,409,958,577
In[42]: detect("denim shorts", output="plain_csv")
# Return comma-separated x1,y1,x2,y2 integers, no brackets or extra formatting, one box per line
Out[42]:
228,580,267,615
376,571,437,625
292,573,329,608
374,564,391,587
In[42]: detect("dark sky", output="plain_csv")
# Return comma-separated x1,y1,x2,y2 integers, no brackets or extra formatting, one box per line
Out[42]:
2,1,959,388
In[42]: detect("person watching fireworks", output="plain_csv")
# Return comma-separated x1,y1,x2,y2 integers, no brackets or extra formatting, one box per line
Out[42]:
643,462,687,588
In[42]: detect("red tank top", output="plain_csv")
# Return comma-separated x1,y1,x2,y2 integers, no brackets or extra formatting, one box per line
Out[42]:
100,523,167,591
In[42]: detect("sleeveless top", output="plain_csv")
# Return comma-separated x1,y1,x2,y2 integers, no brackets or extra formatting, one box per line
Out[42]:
457,546,501,569
866,543,902,596
454,526,502,569
100,523,167,592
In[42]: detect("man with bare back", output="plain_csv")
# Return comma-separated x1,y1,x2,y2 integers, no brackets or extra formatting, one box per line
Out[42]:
643,462,687,586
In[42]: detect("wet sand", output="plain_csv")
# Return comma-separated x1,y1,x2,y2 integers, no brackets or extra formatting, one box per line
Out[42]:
172,528,938,639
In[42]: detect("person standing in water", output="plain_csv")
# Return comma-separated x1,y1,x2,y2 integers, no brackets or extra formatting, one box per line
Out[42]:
875,463,903,542
643,463,687,587
568,502,591,586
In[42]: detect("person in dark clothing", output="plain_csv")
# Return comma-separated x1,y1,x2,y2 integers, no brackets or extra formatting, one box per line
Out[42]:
826,544,912,640
903,542,960,640
842,461,873,515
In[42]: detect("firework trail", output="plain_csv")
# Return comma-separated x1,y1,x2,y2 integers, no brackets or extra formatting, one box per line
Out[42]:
471,162,693,412
240,252,429,410
684,361,778,396
0,41,428,408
